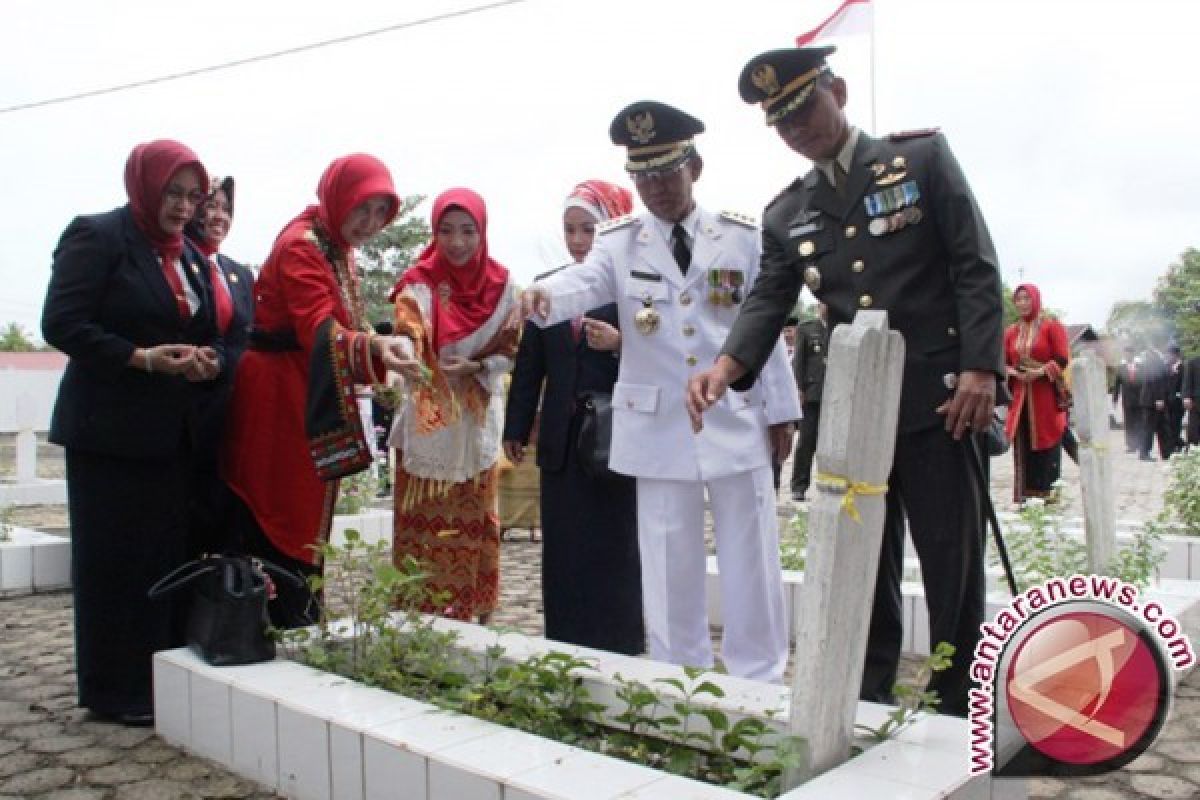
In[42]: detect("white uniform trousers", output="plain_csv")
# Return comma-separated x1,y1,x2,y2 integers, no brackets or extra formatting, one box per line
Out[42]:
635,466,788,682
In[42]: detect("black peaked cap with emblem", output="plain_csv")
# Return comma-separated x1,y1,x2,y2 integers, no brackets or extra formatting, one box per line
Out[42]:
609,101,705,174
738,46,836,126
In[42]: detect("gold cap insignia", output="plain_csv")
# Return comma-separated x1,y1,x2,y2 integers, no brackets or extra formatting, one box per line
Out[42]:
751,64,781,96
627,111,656,145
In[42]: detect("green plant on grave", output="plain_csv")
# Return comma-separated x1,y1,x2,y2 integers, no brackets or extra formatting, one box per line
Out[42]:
779,511,809,572
855,642,955,743
281,535,813,798
334,468,377,516
607,668,806,798
994,497,1164,590
1107,514,1166,588
1162,448,1200,536
999,497,1088,588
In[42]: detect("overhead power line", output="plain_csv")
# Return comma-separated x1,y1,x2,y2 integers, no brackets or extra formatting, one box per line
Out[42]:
0,0,527,115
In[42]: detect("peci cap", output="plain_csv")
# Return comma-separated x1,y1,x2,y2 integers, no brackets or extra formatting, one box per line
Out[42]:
609,101,704,174
738,46,836,126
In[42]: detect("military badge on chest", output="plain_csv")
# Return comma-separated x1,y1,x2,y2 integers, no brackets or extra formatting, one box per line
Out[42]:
634,291,661,335
706,268,744,307
865,157,923,237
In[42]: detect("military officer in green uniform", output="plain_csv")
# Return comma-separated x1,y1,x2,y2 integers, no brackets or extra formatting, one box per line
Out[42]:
686,46,1003,716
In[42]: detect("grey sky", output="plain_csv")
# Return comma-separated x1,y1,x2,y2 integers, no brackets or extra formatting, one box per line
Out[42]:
2,0,1197,339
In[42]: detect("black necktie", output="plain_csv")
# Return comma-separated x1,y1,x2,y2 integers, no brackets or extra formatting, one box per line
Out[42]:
672,224,691,275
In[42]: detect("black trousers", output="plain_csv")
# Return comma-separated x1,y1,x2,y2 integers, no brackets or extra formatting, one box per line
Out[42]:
226,492,322,630
1121,396,1141,451
66,448,193,717
860,427,985,718
789,402,821,495
1138,407,1172,459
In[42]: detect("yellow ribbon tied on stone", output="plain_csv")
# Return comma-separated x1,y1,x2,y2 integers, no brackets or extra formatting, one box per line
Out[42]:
1077,438,1108,454
815,471,889,523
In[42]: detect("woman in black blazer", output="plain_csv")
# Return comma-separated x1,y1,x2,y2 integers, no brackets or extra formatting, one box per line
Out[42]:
502,180,643,655
41,139,224,726
184,175,255,553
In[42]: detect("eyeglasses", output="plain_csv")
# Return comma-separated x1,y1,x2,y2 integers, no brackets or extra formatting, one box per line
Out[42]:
163,185,207,206
629,158,691,185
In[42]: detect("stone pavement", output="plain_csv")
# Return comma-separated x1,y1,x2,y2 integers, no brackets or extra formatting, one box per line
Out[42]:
2,427,1198,799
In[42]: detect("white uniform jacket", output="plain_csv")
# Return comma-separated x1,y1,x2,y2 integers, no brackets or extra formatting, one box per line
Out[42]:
534,208,801,481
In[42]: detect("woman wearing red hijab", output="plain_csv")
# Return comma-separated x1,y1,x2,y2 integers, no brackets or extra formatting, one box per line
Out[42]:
184,176,256,553
1004,283,1071,504
42,139,223,725
388,188,520,623
221,154,414,626
501,180,644,654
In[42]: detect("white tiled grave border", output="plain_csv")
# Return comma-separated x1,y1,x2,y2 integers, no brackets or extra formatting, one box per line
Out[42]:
330,510,393,549
0,478,67,507
707,557,1200,666
0,526,70,596
155,616,1020,800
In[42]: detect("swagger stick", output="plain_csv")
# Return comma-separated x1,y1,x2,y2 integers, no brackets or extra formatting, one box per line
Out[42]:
966,433,1020,596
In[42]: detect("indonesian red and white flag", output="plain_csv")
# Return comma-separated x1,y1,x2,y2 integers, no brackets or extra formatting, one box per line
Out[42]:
796,0,873,46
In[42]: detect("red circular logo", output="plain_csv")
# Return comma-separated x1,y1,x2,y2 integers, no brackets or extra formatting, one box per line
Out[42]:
1005,609,1167,767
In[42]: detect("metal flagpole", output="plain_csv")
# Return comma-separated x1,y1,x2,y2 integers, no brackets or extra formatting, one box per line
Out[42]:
869,0,878,134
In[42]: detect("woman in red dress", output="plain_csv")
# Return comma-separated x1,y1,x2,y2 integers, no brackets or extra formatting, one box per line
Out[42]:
387,188,520,623
221,154,415,626
1003,283,1070,504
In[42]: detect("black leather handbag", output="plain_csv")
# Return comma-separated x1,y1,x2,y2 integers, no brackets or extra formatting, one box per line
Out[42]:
576,391,619,479
148,554,305,666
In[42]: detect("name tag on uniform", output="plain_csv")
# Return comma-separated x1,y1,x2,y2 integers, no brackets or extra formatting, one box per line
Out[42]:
630,270,662,282
788,221,822,237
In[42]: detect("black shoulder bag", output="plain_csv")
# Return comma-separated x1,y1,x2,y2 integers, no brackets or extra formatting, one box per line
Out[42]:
148,554,306,666
576,391,619,480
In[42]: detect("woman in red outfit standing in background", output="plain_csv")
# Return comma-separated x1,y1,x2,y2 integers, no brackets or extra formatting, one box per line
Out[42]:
222,154,417,626
1004,283,1070,504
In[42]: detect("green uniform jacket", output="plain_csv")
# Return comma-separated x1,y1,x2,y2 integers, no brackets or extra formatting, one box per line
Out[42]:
723,131,1004,433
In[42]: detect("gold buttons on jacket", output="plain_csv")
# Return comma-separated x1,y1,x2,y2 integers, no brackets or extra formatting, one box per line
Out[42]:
844,225,858,238
680,292,693,306
851,259,865,273
686,355,698,367
948,327,957,336
859,294,873,308
682,324,695,337
799,241,815,257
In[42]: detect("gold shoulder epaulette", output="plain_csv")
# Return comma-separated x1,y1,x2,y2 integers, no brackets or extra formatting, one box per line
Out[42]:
886,127,940,141
598,215,636,235
720,210,759,228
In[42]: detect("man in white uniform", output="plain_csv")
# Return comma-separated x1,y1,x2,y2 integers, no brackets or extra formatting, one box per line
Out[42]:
522,101,801,682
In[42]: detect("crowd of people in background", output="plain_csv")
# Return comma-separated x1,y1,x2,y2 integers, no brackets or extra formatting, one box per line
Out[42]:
40,40,1194,732
1114,340,1194,460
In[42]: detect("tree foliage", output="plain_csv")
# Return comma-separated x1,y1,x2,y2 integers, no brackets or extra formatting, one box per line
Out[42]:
0,322,36,352
1152,247,1200,354
357,195,431,327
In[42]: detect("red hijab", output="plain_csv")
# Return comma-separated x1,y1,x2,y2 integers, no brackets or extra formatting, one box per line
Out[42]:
565,179,634,220
124,139,208,266
309,153,400,249
1014,283,1043,322
393,188,509,350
